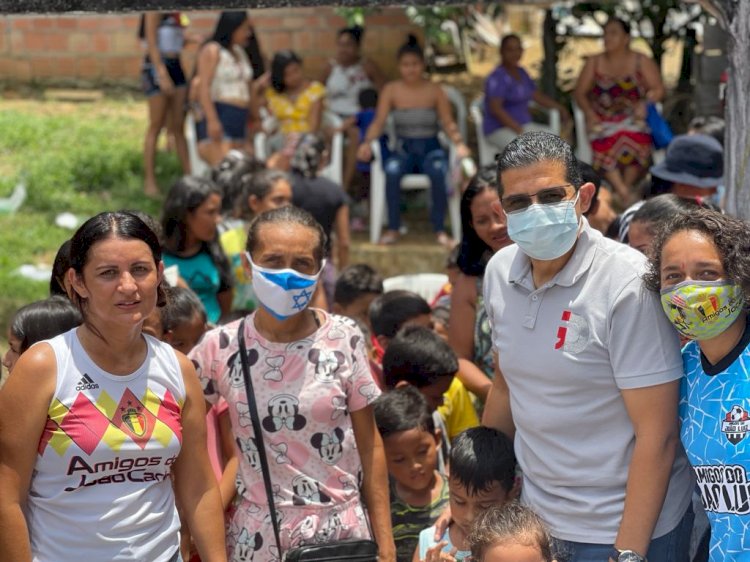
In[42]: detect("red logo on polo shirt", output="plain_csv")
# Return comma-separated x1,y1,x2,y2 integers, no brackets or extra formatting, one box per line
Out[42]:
554,309,589,353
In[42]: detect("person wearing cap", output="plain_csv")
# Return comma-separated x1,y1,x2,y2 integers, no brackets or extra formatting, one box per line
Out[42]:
482,131,694,562
618,133,724,243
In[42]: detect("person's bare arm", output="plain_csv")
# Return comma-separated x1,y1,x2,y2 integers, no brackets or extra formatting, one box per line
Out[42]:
216,409,238,511
0,346,57,561
456,359,492,403
435,85,468,156
217,289,233,319
640,55,665,103
145,13,173,94
481,352,514,438
612,380,681,558
531,90,571,122
308,95,324,133
363,58,386,90
197,43,222,140
351,406,396,562
172,354,227,562
334,204,351,269
448,274,478,360
574,56,599,127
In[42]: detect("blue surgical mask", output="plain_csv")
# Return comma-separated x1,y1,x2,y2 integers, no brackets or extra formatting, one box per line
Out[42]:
506,192,581,261
246,253,325,320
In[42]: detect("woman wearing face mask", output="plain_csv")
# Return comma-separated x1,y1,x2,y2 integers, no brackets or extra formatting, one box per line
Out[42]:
188,206,396,562
449,168,512,380
644,209,750,562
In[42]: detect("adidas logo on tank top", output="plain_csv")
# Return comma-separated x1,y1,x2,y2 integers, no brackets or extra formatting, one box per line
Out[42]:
75,373,99,391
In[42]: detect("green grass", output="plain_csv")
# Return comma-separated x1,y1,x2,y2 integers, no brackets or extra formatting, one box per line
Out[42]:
0,98,182,330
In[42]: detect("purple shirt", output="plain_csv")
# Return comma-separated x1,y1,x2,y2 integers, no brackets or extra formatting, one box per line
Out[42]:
483,65,536,135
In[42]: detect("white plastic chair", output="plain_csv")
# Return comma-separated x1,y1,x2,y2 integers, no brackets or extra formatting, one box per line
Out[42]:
184,112,212,177
254,110,344,185
383,273,449,304
471,95,561,168
369,85,466,244
573,100,666,165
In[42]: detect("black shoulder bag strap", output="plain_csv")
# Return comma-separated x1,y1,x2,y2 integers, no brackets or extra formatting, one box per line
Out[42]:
237,318,284,556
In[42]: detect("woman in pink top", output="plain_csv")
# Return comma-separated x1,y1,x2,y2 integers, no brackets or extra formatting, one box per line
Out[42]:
189,206,396,561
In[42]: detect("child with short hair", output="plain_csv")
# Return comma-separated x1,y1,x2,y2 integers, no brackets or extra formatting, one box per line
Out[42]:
160,286,209,354
469,503,556,562
416,427,517,562
374,386,449,562
333,263,384,326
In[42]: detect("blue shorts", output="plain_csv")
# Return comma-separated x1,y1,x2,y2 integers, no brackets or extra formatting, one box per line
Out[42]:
195,101,249,142
141,57,186,97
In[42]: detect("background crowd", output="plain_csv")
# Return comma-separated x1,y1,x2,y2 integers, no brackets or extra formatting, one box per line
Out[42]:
0,7,740,562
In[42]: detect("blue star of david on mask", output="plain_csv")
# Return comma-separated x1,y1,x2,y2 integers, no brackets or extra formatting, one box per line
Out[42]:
292,289,313,310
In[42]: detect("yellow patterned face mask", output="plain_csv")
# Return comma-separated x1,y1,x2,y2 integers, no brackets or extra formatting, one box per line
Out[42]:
660,280,744,340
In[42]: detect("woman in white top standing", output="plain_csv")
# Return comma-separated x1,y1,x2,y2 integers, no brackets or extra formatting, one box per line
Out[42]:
195,11,256,167
141,13,192,197
321,26,384,190
0,212,227,562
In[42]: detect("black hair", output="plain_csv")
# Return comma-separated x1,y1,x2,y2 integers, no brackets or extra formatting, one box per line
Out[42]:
334,264,384,306
689,116,726,147
369,290,431,339
270,50,303,93
458,166,500,277
244,22,266,78
450,426,516,495
123,210,164,244
211,11,248,50
69,211,167,320
631,194,695,235
398,33,424,61
496,131,582,197
383,325,458,389
10,296,82,353
338,25,364,46
246,205,327,267
373,385,435,439
605,16,631,35
469,503,555,562
161,176,233,292
578,160,602,216
50,239,72,297
446,244,460,269
644,208,750,301
237,169,290,218
212,150,267,214
358,88,378,110
160,286,207,333
499,33,521,51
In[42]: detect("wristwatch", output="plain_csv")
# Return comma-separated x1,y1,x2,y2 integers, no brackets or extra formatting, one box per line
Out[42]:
611,548,647,562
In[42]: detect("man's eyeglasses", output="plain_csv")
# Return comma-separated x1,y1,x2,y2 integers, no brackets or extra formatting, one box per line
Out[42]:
501,184,576,214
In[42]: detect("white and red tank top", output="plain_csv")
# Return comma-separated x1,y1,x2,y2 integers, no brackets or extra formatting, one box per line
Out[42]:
28,329,185,562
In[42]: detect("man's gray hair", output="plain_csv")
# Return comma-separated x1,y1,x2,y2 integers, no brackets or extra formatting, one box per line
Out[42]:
496,131,582,196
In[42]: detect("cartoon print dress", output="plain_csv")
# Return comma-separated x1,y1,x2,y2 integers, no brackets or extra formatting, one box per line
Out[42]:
189,311,381,561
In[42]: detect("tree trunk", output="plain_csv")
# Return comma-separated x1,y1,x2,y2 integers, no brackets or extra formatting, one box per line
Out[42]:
720,1,750,218
540,9,558,98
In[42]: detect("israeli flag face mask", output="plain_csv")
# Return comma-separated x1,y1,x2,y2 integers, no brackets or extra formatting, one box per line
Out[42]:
246,252,325,320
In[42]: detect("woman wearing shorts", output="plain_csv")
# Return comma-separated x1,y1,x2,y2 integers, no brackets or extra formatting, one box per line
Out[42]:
194,11,255,167
141,12,191,196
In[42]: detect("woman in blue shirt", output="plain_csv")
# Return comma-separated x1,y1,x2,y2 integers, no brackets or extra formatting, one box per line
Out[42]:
162,176,233,324
645,208,750,561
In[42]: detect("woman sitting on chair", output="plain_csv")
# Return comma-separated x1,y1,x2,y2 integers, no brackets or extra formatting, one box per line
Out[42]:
483,34,570,155
574,17,665,205
357,35,469,248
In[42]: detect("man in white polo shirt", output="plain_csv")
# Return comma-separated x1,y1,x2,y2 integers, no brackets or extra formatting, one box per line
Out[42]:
483,132,694,562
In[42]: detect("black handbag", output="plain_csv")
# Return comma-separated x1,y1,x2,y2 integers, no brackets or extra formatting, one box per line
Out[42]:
236,319,379,562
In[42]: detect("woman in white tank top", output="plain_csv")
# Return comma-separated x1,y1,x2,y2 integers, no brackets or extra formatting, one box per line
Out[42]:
194,11,257,167
0,212,227,562
321,26,384,191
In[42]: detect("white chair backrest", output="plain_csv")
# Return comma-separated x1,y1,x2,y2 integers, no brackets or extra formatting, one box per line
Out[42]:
571,100,592,164
470,95,495,168
383,273,449,304
442,85,467,141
